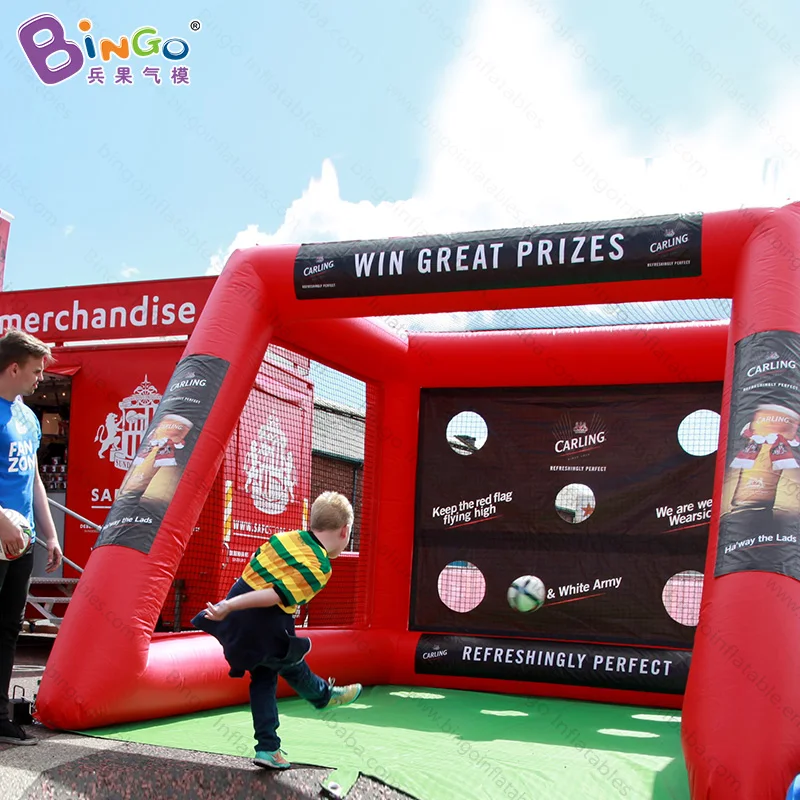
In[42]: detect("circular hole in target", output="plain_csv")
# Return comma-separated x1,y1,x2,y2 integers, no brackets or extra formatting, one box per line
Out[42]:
446,411,488,456
662,569,703,626
437,561,486,612
555,483,596,524
678,410,720,457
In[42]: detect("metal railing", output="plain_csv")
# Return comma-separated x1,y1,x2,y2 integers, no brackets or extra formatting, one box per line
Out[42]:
35,496,102,575
24,498,102,629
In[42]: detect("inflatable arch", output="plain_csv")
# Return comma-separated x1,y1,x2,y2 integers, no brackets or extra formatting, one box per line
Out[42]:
35,204,800,799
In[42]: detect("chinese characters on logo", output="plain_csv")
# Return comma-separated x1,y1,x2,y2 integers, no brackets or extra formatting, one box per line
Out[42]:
86,66,190,86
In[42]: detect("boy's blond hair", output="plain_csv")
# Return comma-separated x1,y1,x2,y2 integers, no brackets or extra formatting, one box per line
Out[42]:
310,491,354,532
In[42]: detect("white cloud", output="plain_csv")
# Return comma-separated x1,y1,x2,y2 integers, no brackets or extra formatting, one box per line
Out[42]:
205,160,428,275
208,0,800,278
63,225,74,236
207,224,273,275
120,264,140,279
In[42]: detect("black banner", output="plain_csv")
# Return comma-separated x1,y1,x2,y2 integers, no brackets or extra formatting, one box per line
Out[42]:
411,383,721,648
294,213,702,299
95,354,229,554
415,635,690,694
716,330,800,580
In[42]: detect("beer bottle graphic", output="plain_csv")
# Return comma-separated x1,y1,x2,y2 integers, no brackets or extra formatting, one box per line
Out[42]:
730,404,800,511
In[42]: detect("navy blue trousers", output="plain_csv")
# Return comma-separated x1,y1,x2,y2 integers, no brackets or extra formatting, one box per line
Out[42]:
191,578,331,752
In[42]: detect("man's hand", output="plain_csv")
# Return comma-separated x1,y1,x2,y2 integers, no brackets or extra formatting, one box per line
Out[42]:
45,538,63,572
0,521,26,559
203,600,230,622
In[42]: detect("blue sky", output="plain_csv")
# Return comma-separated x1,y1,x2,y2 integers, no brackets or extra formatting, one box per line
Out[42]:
1,0,464,288
2,0,800,292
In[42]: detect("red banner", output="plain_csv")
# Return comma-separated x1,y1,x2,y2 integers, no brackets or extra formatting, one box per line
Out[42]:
0,210,12,291
0,276,215,341
61,343,185,574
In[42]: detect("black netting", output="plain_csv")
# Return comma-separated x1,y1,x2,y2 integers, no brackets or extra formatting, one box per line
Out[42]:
158,345,373,632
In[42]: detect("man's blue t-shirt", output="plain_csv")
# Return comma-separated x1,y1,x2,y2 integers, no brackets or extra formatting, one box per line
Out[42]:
0,397,41,540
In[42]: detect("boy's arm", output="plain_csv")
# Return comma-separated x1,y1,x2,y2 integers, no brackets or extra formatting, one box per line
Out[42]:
203,587,281,621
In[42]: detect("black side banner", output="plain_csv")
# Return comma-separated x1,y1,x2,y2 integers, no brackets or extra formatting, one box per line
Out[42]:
716,330,800,580
95,354,229,554
294,213,702,299
415,635,690,694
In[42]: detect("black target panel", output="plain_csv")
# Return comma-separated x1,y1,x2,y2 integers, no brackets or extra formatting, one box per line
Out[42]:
410,383,722,648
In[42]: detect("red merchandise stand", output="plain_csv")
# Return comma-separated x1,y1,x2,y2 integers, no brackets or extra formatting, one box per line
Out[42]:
0,278,315,632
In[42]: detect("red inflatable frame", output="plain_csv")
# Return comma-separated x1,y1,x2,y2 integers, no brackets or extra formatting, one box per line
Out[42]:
34,204,800,798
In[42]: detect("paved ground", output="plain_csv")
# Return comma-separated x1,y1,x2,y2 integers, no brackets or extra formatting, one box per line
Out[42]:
1,636,413,800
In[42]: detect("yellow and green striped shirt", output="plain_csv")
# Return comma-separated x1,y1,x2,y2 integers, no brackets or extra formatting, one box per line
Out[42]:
241,530,332,614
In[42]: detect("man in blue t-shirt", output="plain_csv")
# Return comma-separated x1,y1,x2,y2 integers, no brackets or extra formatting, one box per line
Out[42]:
0,330,62,745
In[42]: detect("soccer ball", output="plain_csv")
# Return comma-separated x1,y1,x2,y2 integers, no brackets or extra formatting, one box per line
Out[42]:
507,574,546,613
0,508,32,561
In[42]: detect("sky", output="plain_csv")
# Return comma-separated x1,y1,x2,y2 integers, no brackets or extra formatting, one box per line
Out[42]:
3,0,800,297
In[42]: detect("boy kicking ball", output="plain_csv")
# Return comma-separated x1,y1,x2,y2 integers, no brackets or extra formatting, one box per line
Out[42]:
192,491,362,769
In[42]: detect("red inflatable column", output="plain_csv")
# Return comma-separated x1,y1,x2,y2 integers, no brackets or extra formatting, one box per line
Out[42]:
35,250,278,729
368,378,420,631
683,203,800,799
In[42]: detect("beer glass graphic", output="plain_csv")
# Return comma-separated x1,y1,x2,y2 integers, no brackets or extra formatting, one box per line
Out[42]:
119,414,193,497
140,414,193,509
730,404,800,511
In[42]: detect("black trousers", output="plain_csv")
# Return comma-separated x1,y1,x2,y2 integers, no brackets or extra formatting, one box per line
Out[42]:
0,551,33,719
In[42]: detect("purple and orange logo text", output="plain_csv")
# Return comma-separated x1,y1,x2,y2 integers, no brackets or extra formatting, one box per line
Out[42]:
18,14,193,86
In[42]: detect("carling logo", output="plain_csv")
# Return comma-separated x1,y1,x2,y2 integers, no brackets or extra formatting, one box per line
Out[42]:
553,412,607,457
746,349,797,378
649,225,690,255
17,14,198,87
302,255,337,279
